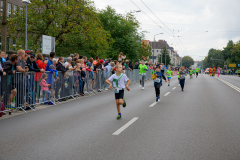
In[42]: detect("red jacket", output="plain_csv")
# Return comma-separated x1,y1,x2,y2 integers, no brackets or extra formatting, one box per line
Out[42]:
35,60,47,81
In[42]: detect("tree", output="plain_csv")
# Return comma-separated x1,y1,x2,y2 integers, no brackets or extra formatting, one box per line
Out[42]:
98,6,143,61
8,0,112,57
182,56,194,68
158,47,171,65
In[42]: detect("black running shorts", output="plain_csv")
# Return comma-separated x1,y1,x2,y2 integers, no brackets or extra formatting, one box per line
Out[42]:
115,89,124,100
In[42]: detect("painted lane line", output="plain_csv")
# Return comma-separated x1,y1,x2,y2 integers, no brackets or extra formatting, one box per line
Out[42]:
217,78,240,93
112,117,139,135
149,102,157,107
164,92,170,96
172,87,176,90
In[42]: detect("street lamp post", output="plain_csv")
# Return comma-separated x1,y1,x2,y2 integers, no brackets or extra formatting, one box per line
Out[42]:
22,0,31,50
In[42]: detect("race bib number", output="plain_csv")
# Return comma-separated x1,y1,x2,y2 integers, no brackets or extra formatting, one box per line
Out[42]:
114,87,120,93
142,73,146,75
168,74,171,77
155,78,161,83
180,75,185,79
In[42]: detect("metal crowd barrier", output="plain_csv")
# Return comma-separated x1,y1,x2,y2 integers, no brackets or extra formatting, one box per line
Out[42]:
0,69,154,115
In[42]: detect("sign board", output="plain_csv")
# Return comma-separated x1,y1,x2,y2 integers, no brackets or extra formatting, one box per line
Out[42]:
238,64,240,67
42,35,55,55
149,56,157,59
229,64,236,67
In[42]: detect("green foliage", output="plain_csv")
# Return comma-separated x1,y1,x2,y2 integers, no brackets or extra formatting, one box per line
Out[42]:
98,6,147,61
182,56,194,68
158,47,171,65
8,0,112,57
202,40,240,69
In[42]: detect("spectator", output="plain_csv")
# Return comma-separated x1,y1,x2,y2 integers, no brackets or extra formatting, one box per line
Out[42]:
118,52,126,62
26,53,45,73
106,62,115,77
134,62,139,69
16,49,29,109
53,58,57,67
39,73,54,105
0,51,7,64
74,53,79,59
35,53,47,101
64,57,75,70
2,54,18,112
71,56,77,68
56,57,68,101
126,60,133,70
93,56,99,65
46,52,56,92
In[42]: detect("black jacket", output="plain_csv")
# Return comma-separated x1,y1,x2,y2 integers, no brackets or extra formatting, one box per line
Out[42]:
26,58,40,72
2,60,16,75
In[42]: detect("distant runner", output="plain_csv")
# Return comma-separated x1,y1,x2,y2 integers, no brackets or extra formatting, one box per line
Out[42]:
152,66,167,102
189,68,193,79
195,66,200,78
179,66,187,91
106,64,130,120
166,66,173,86
138,60,148,90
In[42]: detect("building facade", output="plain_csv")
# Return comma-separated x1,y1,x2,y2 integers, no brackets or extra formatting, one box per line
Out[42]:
0,0,24,52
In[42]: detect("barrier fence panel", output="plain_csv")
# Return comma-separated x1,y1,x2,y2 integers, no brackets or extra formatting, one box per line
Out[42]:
0,69,157,115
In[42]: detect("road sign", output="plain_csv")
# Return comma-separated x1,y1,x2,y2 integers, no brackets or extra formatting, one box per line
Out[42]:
229,64,236,67
42,35,55,55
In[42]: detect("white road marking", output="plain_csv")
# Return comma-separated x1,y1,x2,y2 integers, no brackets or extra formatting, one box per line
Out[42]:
217,78,240,93
172,87,176,90
149,102,157,107
112,117,139,135
178,84,180,86
164,92,170,96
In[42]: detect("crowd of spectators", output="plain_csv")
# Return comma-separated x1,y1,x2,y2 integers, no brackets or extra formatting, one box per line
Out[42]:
0,49,177,114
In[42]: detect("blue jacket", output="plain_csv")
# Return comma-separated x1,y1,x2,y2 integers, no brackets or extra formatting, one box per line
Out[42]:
154,72,166,86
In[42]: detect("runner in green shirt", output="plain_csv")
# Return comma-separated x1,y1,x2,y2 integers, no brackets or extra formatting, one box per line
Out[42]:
189,68,193,79
138,60,148,90
195,66,200,78
166,66,173,86
178,68,181,84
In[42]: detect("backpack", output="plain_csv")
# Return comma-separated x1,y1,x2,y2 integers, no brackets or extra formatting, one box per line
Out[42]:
0,102,5,117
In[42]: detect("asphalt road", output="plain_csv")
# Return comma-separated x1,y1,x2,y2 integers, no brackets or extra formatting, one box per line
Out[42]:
0,74,240,160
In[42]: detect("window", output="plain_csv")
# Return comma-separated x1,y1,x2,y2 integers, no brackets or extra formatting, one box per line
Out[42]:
13,5,17,15
0,0,3,17
7,3,12,18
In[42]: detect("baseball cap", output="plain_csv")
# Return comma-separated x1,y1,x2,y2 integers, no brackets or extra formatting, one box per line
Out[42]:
100,59,104,63
30,53,35,58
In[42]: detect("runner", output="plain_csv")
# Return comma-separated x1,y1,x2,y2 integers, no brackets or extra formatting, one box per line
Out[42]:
209,67,213,76
105,64,130,120
212,66,216,76
195,66,200,78
152,66,167,102
189,68,193,79
138,60,148,90
179,66,187,91
178,68,181,84
217,65,221,77
166,66,173,86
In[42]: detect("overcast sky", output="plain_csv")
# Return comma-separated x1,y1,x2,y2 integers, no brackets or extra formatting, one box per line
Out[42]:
93,0,240,61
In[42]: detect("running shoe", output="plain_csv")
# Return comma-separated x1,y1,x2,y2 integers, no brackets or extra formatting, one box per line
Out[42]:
168,84,170,86
142,87,144,90
123,98,126,107
116,115,122,120
156,97,158,102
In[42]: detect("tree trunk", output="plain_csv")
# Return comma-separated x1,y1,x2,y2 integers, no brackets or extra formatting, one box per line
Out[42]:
1,0,7,52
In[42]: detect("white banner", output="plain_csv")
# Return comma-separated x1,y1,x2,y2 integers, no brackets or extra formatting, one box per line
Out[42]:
42,35,55,55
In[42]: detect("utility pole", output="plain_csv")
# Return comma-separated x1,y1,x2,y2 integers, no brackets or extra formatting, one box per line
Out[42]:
1,0,7,52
